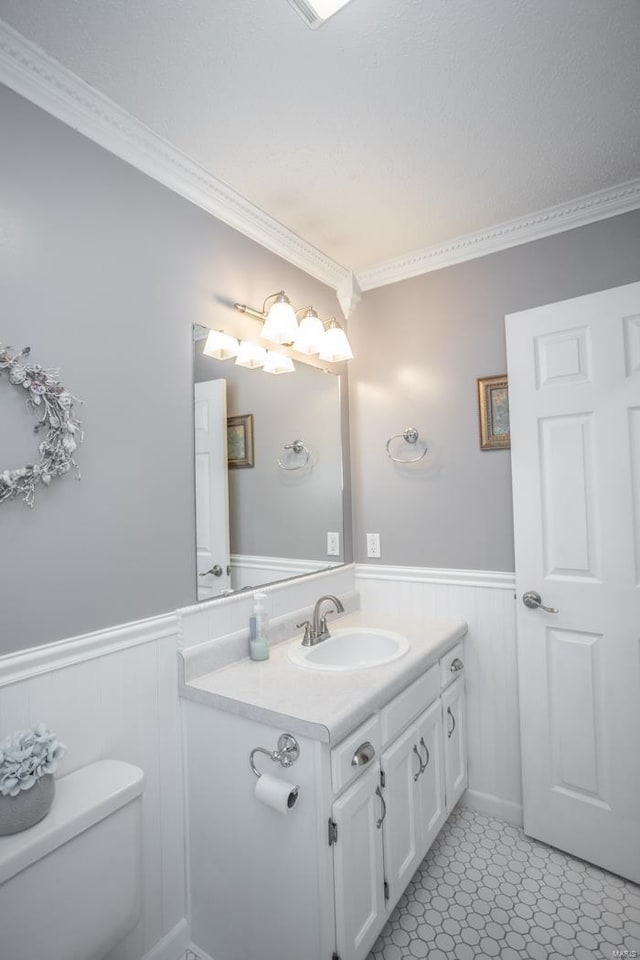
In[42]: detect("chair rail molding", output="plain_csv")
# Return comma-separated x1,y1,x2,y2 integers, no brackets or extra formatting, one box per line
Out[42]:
354,563,515,590
0,20,350,298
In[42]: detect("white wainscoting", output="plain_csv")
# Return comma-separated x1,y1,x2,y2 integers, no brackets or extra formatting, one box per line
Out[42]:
355,564,522,825
0,616,188,960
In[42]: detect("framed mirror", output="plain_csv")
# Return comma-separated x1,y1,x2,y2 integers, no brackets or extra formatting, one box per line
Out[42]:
193,324,345,599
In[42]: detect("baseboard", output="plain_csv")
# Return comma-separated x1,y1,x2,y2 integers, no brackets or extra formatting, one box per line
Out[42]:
461,788,523,827
141,919,189,960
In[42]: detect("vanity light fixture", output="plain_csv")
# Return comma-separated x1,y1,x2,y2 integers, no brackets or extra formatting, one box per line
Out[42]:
236,341,267,369
263,351,295,375
319,319,354,362
234,297,354,363
203,329,240,360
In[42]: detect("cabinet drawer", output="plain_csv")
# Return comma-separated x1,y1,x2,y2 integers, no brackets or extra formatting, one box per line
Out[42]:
331,715,381,795
380,665,439,749
440,642,464,689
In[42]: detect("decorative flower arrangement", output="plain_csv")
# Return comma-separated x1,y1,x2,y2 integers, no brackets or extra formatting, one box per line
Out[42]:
0,724,66,797
0,343,83,507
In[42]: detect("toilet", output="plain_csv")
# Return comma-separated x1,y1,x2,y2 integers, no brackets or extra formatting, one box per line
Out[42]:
0,758,145,960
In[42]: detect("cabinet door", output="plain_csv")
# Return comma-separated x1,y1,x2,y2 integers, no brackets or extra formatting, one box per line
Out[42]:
415,698,446,857
332,762,386,960
442,677,467,811
380,723,422,908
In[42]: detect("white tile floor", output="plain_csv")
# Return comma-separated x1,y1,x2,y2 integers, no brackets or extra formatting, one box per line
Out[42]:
367,805,640,960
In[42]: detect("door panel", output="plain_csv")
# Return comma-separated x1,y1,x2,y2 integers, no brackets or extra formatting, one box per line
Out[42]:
332,763,385,960
194,379,231,598
442,679,466,811
380,725,421,907
415,699,446,855
506,280,640,883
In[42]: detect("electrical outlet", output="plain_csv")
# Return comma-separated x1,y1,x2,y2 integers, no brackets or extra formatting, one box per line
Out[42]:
327,531,340,556
367,533,381,558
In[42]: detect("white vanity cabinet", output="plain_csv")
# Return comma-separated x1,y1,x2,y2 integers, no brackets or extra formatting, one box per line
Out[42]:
183,633,466,960
330,652,466,960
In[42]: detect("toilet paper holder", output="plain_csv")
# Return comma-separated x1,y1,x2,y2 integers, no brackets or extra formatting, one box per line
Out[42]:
249,734,300,778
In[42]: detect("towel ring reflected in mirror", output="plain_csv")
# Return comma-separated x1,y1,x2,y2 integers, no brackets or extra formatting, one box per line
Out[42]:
278,439,311,471
385,427,428,464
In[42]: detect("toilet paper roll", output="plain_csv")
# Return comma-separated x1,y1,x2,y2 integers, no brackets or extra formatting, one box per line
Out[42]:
254,773,299,814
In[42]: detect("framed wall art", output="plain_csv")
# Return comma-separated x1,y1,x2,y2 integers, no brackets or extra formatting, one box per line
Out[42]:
477,375,510,450
227,414,254,468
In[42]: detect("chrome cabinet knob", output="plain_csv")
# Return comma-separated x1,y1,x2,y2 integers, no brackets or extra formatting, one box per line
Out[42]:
522,590,559,613
351,741,376,767
450,658,464,672
199,564,223,577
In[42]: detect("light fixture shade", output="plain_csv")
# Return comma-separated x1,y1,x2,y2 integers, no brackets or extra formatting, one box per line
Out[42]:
319,321,354,362
236,341,267,368
293,309,325,355
263,351,295,375
261,292,298,345
203,329,240,360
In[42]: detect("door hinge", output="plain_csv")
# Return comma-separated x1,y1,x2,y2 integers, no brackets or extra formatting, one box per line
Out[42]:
328,818,338,846
380,769,385,788
384,879,390,901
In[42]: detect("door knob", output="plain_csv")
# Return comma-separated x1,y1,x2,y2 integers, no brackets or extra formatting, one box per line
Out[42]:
522,591,559,613
199,564,223,577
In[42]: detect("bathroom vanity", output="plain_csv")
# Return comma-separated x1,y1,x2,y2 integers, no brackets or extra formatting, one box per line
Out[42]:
181,611,467,960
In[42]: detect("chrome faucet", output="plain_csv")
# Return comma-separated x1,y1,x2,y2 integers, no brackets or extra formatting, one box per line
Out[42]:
297,594,345,646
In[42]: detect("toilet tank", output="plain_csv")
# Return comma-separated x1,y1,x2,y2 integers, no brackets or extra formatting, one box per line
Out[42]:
0,759,145,960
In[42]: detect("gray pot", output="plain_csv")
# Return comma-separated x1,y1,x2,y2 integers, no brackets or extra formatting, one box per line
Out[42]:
0,774,55,836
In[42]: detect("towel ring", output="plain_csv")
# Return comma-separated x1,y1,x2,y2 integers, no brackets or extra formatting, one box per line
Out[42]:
278,440,310,470
386,427,428,464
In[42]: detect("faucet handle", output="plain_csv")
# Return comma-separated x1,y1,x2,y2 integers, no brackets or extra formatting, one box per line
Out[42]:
297,620,313,646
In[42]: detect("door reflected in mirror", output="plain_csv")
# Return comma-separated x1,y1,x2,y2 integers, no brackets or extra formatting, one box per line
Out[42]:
193,325,344,599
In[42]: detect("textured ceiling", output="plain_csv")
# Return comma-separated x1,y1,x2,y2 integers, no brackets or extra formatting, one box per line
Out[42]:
1,0,639,271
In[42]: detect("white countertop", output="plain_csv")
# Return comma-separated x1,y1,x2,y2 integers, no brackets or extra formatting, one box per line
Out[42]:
182,611,467,744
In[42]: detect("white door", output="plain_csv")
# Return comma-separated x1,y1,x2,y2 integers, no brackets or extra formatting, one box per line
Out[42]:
415,699,446,852
380,724,421,908
332,763,386,960
194,379,231,599
442,679,467,813
506,281,640,884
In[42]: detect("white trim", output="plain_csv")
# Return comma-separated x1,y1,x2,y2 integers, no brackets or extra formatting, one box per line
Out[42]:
230,553,334,575
0,21,350,295
356,178,640,291
141,920,189,960
0,611,178,687
355,563,515,590
461,789,523,828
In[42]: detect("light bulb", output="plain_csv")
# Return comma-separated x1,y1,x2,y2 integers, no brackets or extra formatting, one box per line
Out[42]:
261,292,298,345
293,309,325,355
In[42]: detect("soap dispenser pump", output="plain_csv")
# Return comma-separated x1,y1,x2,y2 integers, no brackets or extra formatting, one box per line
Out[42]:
249,592,270,661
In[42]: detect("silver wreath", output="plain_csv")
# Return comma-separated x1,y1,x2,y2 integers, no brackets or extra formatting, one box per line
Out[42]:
0,344,83,507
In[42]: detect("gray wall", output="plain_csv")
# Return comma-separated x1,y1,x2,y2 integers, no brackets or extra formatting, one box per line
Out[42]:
349,210,640,571
194,344,344,561
0,85,349,654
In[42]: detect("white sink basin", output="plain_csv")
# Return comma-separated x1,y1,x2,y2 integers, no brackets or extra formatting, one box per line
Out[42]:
287,627,410,671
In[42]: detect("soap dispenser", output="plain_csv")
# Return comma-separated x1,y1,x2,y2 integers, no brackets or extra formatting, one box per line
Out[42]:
249,592,270,661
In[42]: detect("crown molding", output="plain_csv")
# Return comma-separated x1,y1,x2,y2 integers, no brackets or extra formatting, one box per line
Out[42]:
0,20,350,296
2,21,639,301
356,178,640,291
